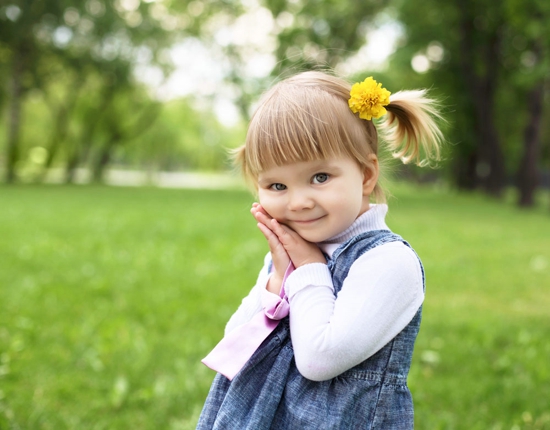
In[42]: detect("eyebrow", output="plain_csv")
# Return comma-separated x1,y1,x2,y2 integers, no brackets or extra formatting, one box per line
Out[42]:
257,173,283,186
306,161,344,174
257,177,276,186
257,161,343,186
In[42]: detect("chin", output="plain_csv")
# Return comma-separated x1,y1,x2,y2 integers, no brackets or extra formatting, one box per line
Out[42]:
296,232,327,243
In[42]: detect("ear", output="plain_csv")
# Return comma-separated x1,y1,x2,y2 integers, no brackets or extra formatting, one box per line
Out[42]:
362,154,379,196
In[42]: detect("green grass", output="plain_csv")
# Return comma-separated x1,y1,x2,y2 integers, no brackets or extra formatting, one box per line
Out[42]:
0,184,549,429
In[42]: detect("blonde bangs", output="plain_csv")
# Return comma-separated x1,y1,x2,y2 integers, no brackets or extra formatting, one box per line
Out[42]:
240,79,367,183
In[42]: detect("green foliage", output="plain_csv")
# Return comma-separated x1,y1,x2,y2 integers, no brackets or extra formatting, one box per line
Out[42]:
0,184,549,428
0,0,205,182
388,0,550,185
122,99,246,172
2,0,548,194
266,0,388,70
10,86,244,181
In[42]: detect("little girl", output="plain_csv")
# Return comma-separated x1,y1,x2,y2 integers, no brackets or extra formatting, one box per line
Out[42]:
197,71,443,429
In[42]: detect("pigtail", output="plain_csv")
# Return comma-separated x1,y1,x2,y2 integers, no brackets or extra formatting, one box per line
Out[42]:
378,90,444,167
230,144,255,189
231,144,245,171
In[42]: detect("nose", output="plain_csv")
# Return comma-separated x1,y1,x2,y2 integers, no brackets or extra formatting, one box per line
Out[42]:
287,188,314,211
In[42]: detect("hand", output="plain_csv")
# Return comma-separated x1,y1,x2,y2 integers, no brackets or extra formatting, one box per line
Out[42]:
251,203,326,270
251,204,290,295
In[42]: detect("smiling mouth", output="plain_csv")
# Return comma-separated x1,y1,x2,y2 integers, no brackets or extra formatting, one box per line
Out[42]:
291,216,325,225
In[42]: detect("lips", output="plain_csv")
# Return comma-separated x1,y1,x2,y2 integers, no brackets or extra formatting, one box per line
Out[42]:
291,216,325,224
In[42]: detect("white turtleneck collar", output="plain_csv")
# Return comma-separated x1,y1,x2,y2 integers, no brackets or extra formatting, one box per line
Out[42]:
319,204,390,257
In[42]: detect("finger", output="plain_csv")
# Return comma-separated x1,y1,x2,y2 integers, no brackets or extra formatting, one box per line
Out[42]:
270,218,296,241
256,220,275,238
250,202,260,214
255,204,269,215
254,210,274,228
257,230,291,279
257,221,274,236
251,205,267,222
257,223,284,253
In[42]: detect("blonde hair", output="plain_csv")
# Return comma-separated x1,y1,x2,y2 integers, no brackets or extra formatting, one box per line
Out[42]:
234,71,443,202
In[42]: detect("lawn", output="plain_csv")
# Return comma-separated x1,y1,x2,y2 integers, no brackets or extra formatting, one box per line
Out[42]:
0,184,549,429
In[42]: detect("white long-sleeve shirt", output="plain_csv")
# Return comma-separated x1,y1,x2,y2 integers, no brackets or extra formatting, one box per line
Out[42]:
225,204,424,381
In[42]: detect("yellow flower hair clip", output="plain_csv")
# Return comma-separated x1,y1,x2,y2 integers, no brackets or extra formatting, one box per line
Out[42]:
348,77,391,120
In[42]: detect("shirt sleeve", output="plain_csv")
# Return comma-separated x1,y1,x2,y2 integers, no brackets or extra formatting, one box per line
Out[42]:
224,252,280,334
285,241,424,381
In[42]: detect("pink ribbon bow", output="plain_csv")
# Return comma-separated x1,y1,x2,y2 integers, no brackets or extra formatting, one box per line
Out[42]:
201,263,294,380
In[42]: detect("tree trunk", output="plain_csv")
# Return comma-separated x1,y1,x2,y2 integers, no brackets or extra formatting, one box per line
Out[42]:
64,149,82,184
517,81,545,207
40,77,84,182
65,84,116,183
476,79,506,196
87,101,161,183
91,139,117,183
457,0,506,197
454,152,478,190
5,49,24,184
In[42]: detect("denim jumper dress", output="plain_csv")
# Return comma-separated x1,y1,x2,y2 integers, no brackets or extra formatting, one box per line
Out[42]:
197,229,424,430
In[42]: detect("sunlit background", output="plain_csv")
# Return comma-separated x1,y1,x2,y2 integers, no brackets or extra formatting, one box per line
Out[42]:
1,0,548,203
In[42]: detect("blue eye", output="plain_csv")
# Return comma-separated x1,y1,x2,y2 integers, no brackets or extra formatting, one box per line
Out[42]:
313,173,329,184
270,183,287,191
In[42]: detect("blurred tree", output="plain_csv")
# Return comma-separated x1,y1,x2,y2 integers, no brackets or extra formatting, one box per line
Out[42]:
505,0,550,207
125,98,242,172
0,0,179,183
2,0,547,200
0,0,43,183
267,0,388,71
390,0,549,202
63,71,120,184
89,84,161,182
198,0,389,118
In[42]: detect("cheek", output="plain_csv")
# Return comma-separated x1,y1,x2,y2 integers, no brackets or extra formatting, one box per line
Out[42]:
258,192,279,217
332,188,364,217
332,186,362,207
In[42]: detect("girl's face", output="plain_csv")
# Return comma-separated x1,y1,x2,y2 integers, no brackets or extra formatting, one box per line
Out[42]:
257,156,377,243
